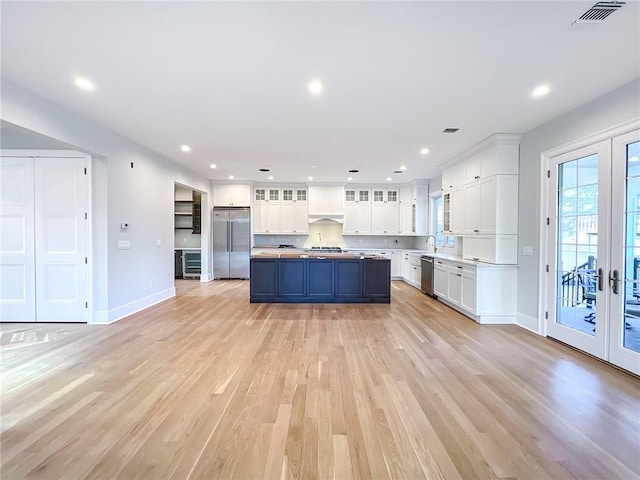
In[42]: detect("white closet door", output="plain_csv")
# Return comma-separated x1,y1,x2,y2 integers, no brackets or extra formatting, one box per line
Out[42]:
34,157,88,322
0,157,36,321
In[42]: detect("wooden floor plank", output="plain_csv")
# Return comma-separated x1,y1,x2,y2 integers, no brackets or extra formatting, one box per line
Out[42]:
1,279,639,480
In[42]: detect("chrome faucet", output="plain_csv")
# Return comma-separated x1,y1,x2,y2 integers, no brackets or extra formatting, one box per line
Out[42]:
426,234,437,253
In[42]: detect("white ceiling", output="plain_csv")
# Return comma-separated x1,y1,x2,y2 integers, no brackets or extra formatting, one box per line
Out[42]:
1,1,639,184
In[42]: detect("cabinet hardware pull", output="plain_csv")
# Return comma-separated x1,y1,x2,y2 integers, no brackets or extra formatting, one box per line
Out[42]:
457,273,462,277
473,229,479,233
457,266,463,269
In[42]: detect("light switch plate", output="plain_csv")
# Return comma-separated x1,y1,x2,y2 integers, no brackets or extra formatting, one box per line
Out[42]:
156,239,162,247
522,246,533,256
118,240,131,249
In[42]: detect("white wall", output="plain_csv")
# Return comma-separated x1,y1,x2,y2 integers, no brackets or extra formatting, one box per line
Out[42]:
1,78,213,322
517,78,640,331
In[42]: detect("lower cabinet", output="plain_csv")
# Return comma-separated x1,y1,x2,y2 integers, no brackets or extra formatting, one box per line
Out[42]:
278,259,306,297
308,259,334,298
250,257,390,303
433,258,517,324
363,259,391,298
250,259,278,298
335,260,363,297
401,252,422,289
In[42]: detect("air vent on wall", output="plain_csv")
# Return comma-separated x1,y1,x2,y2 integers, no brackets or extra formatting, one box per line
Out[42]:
573,1,625,24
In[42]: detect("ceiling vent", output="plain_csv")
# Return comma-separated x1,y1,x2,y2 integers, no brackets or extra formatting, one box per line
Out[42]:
573,2,625,24
443,128,459,134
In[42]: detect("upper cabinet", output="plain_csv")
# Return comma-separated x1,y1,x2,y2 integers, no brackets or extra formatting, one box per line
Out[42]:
371,188,399,234
213,184,251,207
253,185,308,234
343,188,371,234
440,134,521,264
308,186,344,215
343,182,427,236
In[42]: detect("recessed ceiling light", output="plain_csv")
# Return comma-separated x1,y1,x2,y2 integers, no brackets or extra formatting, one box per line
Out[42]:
308,80,323,96
311,165,317,169
420,148,429,156
228,175,234,180
210,163,217,169
532,84,551,98
268,175,274,180
347,177,353,181
387,177,392,181
181,145,191,152
630,156,640,162
259,168,270,172
74,76,95,91
400,165,407,171
308,176,313,180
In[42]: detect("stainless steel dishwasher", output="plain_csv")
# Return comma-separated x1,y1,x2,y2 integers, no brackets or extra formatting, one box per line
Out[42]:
420,255,436,297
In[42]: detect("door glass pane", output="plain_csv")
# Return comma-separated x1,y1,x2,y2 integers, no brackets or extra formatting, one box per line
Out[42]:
556,154,598,335
623,141,640,353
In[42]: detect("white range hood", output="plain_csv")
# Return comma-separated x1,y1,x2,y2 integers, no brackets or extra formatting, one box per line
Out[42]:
308,186,345,224
308,214,344,224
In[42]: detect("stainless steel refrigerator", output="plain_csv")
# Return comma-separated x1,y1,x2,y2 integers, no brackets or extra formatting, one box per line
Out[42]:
212,207,250,279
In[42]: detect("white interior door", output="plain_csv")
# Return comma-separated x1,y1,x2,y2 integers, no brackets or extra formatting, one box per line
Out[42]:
609,130,640,375
546,141,610,359
34,157,88,322
0,157,36,321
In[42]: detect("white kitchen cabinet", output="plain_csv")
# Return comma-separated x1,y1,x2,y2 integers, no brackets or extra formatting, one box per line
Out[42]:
292,188,309,233
463,175,518,235
444,187,463,234
442,163,464,191
411,181,429,203
433,257,517,323
461,271,477,312
343,188,371,234
308,186,344,215
254,185,308,234
280,187,308,234
401,252,422,289
371,189,400,234
447,269,462,306
434,261,449,298
462,235,517,264
213,184,250,207
391,251,403,279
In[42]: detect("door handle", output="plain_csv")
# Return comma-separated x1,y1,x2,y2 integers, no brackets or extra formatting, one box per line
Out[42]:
230,221,234,252
609,269,619,294
597,268,604,292
226,220,230,252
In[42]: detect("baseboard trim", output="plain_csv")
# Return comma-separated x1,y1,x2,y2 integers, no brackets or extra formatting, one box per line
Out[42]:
91,287,176,324
516,312,541,335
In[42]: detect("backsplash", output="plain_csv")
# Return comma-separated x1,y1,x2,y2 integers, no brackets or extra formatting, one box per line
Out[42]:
253,222,422,250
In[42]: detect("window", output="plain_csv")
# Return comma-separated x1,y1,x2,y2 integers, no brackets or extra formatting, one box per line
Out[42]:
432,194,455,247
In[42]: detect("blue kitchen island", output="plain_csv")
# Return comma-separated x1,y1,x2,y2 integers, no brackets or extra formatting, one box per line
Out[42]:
250,253,390,303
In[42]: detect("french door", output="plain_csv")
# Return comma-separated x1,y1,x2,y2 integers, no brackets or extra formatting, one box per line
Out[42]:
546,127,640,375
0,154,89,323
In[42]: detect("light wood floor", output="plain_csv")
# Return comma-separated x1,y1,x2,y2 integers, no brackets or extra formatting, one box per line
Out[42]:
1,280,639,480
